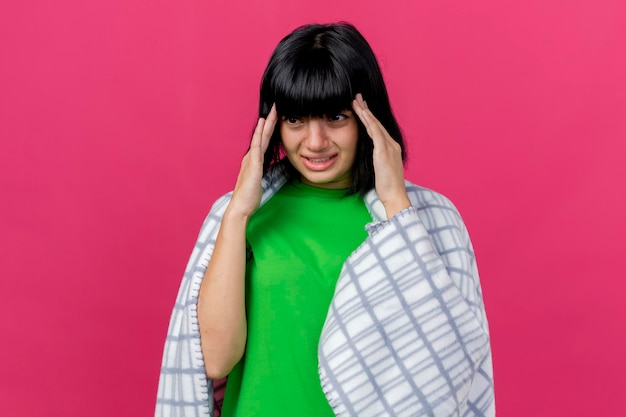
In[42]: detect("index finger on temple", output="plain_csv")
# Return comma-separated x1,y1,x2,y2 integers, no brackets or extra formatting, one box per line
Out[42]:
261,103,277,150
352,98,383,141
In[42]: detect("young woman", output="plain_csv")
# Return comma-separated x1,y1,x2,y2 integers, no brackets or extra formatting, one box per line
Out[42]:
156,23,494,417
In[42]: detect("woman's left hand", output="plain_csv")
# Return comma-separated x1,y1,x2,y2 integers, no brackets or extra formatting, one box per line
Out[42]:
352,93,412,218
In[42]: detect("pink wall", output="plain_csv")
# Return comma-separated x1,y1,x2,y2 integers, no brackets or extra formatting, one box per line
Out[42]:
1,1,625,416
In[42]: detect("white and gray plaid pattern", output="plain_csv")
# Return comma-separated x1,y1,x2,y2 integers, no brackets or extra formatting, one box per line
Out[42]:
156,170,494,417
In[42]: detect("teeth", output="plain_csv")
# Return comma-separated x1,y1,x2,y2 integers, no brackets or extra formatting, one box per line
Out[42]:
308,157,331,163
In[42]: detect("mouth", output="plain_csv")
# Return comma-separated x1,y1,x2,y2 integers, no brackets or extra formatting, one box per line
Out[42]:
305,156,334,163
301,154,338,171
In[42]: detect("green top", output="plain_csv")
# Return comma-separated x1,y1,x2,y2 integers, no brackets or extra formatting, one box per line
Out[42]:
220,180,372,417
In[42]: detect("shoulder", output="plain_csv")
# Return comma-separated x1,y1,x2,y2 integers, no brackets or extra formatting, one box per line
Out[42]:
404,180,460,213
192,192,233,244
365,180,472,252
365,180,466,228
210,192,233,214
404,180,473,252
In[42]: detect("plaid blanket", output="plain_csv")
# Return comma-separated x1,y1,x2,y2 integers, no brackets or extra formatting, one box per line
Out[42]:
156,168,495,416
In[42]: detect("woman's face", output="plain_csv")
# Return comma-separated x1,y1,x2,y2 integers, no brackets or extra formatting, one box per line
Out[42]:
280,111,359,189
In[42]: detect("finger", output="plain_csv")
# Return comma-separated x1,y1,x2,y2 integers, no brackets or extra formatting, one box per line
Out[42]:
260,104,277,152
357,98,383,133
249,117,266,160
356,93,368,110
351,97,369,128
352,93,379,133
352,98,388,146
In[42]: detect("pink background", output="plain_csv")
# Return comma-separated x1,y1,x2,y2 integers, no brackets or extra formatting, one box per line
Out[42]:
1,0,625,416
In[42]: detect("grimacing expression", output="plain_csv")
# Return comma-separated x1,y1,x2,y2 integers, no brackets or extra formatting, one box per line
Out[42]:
280,111,358,190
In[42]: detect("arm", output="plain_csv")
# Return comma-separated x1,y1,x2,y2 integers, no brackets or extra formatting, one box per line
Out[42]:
198,105,277,379
197,208,249,379
319,200,494,417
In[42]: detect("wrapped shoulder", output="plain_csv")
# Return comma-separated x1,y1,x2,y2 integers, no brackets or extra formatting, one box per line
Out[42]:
404,181,468,238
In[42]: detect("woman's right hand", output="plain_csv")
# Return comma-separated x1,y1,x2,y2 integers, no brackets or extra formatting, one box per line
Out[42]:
199,104,278,379
228,104,278,218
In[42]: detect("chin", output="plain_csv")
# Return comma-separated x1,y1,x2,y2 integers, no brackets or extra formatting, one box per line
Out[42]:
301,173,351,189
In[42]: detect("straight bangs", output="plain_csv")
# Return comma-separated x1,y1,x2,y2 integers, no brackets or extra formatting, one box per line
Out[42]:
272,51,354,118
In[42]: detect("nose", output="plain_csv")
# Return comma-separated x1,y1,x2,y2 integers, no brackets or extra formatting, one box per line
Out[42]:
304,119,329,151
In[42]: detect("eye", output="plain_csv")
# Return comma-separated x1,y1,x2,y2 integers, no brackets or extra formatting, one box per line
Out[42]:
283,116,302,124
328,113,348,122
